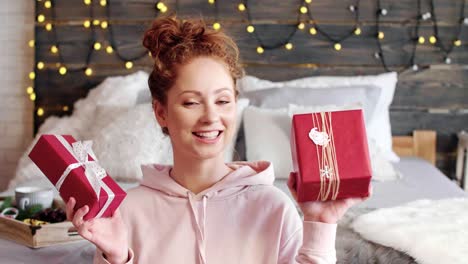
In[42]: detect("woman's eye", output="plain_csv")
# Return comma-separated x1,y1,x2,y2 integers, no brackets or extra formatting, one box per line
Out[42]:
217,100,230,105
183,102,198,106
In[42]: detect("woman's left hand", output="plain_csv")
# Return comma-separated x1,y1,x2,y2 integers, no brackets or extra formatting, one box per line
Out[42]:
287,174,372,224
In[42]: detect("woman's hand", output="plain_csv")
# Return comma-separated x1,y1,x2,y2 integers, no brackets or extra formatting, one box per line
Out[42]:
66,197,129,264
287,174,372,224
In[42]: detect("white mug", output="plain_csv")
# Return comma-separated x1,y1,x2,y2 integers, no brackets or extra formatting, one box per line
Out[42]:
15,186,54,210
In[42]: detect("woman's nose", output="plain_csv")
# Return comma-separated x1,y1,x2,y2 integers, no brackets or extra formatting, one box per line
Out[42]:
200,104,220,124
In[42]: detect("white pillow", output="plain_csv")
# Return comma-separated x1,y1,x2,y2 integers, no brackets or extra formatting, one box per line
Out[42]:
243,105,401,181
238,72,399,162
225,98,249,162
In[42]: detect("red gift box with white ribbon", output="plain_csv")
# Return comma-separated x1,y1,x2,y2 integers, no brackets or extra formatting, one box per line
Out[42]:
29,134,126,220
290,109,372,202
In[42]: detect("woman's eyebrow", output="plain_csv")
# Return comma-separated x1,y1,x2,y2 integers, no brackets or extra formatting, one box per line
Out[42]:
177,87,232,96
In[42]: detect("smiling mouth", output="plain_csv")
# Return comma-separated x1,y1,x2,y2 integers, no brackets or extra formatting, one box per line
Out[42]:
192,131,222,139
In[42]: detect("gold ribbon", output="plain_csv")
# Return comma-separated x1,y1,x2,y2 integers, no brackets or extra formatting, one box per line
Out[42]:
309,112,340,201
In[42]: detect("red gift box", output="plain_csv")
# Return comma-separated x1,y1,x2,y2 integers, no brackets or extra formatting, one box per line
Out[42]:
290,109,372,202
28,134,126,220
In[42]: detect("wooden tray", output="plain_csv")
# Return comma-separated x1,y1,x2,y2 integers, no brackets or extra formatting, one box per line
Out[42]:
0,198,83,248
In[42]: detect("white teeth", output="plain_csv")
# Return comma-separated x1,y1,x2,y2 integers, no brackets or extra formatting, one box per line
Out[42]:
194,131,220,139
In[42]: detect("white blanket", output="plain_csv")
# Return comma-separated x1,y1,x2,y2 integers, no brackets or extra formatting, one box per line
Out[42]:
351,198,468,264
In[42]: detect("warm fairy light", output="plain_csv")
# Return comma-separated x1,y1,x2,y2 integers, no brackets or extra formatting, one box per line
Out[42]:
37,108,44,117
454,39,462,47
305,0,312,3
44,0,51,8
84,0,91,5
101,21,108,29
354,27,361,35
238,3,246,11
300,6,308,14
37,14,45,23
94,42,102,50
429,36,437,44
208,0,215,4
298,23,305,30
285,43,293,50
334,43,342,51
100,0,107,6
309,27,317,35
378,31,385,40
106,46,113,54
83,20,91,28
30,93,36,101
213,22,221,30
93,20,101,26
28,40,35,48
125,61,133,69
156,2,164,9
85,68,93,76
29,72,35,80
256,46,264,54
45,23,52,31
246,25,255,33
63,106,69,111
51,45,58,53
37,62,45,70
418,36,425,44
160,6,168,13
26,87,34,94
59,66,67,75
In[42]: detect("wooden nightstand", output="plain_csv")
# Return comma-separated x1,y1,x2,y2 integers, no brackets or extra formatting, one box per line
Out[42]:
456,131,468,190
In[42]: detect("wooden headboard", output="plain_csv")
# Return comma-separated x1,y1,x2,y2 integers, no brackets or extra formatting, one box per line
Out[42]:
33,0,468,177
393,130,436,166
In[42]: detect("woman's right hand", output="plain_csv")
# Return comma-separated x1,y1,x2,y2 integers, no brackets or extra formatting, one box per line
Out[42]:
66,197,129,264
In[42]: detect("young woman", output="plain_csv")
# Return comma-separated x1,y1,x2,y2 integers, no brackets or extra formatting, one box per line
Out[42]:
66,16,368,264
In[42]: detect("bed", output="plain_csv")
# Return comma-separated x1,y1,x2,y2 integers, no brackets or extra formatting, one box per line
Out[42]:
1,70,466,263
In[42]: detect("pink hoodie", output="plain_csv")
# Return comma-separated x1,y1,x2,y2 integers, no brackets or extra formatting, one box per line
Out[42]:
94,161,337,264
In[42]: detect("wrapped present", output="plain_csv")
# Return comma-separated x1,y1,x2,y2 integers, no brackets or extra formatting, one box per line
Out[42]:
290,109,372,202
29,134,126,220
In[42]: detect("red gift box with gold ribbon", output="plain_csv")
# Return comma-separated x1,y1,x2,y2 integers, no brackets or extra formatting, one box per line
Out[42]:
28,134,126,220
290,109,372,202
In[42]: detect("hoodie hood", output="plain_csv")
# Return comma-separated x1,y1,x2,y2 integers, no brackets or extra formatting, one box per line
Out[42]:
139,161,275,264
140,161,275,199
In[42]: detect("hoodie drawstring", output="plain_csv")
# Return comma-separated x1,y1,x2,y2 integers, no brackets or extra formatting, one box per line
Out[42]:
188,192,208,264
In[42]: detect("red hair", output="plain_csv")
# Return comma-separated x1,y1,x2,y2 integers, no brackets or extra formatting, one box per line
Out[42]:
142,16,243,105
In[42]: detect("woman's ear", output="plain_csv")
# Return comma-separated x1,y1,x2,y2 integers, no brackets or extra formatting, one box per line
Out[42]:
152,100,167,128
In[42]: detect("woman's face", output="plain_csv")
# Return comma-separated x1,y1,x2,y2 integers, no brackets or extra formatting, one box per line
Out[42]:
154,56,237,160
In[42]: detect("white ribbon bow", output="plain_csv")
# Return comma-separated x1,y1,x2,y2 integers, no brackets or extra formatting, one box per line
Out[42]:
309,127,330,147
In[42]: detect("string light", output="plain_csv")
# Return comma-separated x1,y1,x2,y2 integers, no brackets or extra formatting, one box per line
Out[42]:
125,61,133,69
380,8,388,16
28,40,35,48
94,42,102,50
256,46,264,54
305,0,312,3
85,68,93,76
83,20,91,28
37,14,45,23
454,39,462,46
309,27,317,35
101,21,108,29
285,43,293,50
29,72,35,80
464,17,468,25
445,57,451,64
378,31,385,39
238,3,246,11
412,64,419,71
93,19,101,26
30,93,36,101
300,6,308,14
37,62,45,70
208,0,215,4
63,106,69,111
100,0,107,6
418,36,425,44
354,27,361,35
349,5,356,12
334,43,342,51
429,36,437,44
156,2,168,13
106,46,113,53
37,108,44,117
45,23,52,31
51,45,58,53
84,0,91,5
246,25,255,33
26,87,34,94
44,0,51,8
213,22,221,30
297,23,305,30
59,66,67,75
